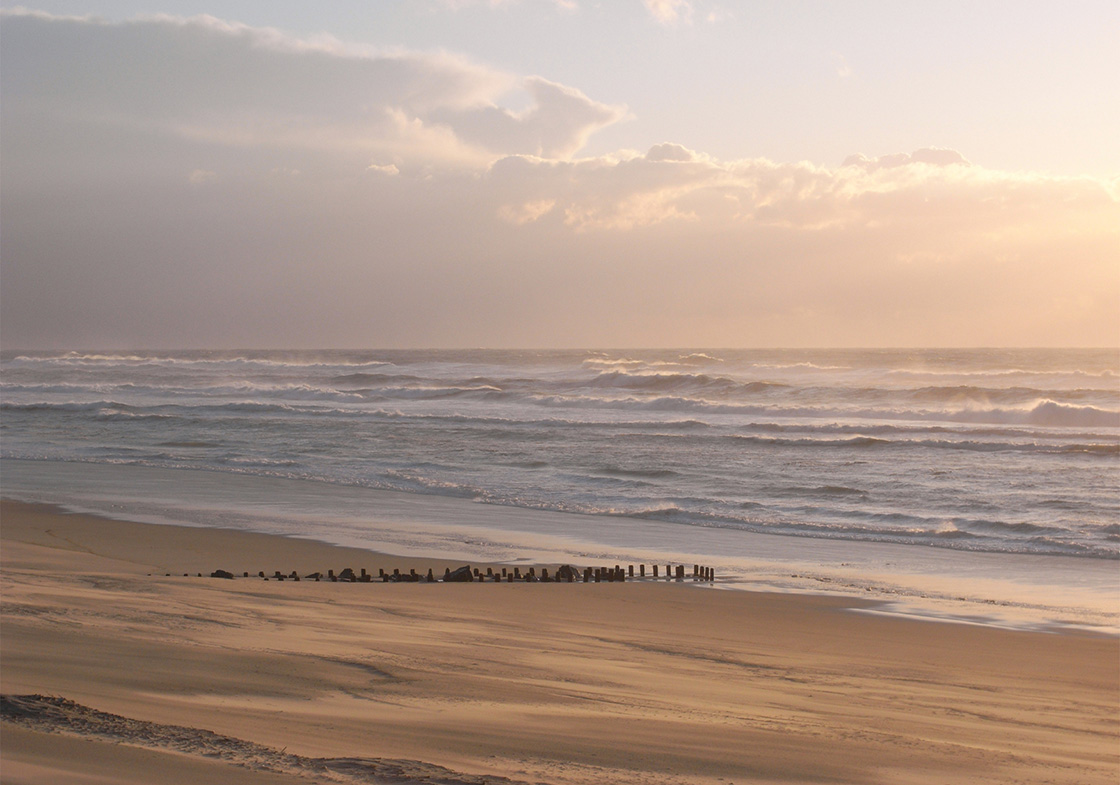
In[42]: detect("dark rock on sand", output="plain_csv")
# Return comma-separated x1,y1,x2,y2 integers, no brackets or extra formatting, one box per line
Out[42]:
556,564,581,582
444,565,474,582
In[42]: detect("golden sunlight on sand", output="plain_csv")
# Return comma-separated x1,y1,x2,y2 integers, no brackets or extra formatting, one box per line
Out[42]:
1,500,1116,784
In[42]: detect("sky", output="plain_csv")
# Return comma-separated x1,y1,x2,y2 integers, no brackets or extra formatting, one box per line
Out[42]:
1,1,1117,349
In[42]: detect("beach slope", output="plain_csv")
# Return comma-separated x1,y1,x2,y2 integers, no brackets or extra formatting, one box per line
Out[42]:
1,500,1116,784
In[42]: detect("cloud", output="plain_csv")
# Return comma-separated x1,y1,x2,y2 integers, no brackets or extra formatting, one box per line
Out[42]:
1,10,1115,349
489,145,1115,241
643,0,692,25
645,142,699,162
497,199,556,224
429,77,625,159
0,9,620,170
842,147,971,171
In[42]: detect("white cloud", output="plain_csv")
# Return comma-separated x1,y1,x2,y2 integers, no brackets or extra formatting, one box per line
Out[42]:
645,142,699,162
429,77,626,159
497,199,556,224
482,145,1117,243
842,148,971,171
0,10,619,171
643,0,692,25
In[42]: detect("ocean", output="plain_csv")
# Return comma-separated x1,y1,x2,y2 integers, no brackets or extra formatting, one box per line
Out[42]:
2,348,1117,631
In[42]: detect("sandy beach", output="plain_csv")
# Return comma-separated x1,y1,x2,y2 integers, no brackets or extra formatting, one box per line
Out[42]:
1,499,1117,784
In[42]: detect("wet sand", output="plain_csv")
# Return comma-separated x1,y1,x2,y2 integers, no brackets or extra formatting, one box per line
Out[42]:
1,499,1117,784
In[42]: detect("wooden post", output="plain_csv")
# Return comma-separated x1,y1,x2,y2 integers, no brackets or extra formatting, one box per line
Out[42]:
666,565,672,580
640,564,646,577
652,565,658,578
541,568,550,581
583,567,591,582
676,565,684,581
427,568,435,582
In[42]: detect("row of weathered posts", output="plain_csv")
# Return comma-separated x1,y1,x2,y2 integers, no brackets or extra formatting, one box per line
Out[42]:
199,563,716,583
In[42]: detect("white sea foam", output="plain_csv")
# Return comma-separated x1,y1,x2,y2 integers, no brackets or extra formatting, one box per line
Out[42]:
2,458,1115,633
2,348,1117,568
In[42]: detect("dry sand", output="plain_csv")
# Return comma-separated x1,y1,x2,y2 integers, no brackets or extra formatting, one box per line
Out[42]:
1,499,1117,784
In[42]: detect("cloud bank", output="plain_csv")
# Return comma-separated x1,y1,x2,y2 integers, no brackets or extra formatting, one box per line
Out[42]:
1,10,623,168
1,10,1116,348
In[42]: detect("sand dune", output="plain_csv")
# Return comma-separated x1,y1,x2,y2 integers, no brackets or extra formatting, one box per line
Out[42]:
1,500,1117,784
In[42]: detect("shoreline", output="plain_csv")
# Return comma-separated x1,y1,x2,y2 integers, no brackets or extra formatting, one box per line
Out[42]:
2,499,1118,784
4,458,1118,635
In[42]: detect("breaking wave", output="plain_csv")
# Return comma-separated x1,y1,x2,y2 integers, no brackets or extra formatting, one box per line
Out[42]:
4,347,1117,561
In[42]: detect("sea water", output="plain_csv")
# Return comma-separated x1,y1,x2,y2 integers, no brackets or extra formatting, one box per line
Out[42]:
2,348,1117,631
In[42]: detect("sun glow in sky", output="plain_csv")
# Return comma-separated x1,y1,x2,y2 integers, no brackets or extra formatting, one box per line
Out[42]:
1,1,1117,348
